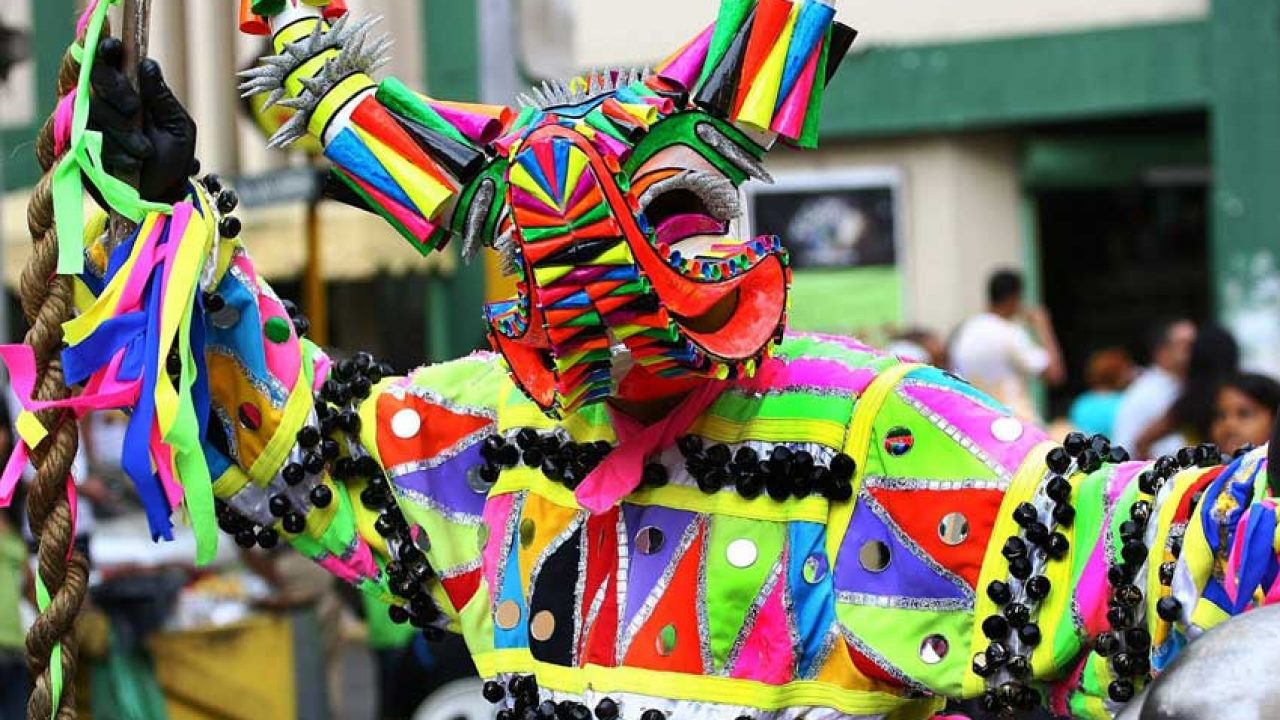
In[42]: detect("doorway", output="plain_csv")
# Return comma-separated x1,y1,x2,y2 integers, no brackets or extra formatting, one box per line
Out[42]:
1035,184,1210,418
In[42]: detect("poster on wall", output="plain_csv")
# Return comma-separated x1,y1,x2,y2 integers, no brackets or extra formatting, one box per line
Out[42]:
746,168,904,338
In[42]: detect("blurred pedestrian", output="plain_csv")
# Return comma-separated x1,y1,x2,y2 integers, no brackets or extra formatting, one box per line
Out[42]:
1134,323,1240,458
1068,348,1135,438
1211,374,1280,457
950,269,1065,420
1113,319,1196,458
1,502,31,720
887,328,947,367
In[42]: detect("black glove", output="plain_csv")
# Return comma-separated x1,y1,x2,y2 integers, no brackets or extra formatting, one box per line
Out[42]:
88,37,198,204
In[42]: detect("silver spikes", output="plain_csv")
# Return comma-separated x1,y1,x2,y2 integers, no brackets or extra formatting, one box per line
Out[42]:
695,122,775,184
494,232,521,277
237,15,391,148
517,67,651,110
461,179,497,263
637,170,742,223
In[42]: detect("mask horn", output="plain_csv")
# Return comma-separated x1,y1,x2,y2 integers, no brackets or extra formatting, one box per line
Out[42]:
655,0,856,149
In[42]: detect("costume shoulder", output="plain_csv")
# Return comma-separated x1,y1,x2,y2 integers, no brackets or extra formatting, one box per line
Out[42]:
823,341,1056,698
364,351,509,619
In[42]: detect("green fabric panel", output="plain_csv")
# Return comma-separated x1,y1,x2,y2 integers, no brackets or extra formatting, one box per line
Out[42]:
705,515,786,670
866,393,1001,482
835,603,972,697
410,354,509,409
773,334,887,369
364,593,418,650
707,388,854,425
316,488,361,559
398,494,484,573
1052,466,1113,666
1108,476,1142,559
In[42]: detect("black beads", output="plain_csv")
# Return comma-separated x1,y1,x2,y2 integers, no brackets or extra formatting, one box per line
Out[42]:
982,614,1009,640
1157,596,1182,622
1013,502,1038,528
482,680,505,704
594,699,619,720
1025,575,1051,601
309,484,333,509
1094,631,1120,657
268,494,292,518
1045,447,1071,474
219,215,242,238
282,512,306,534
987,580,1012,605
1108,679,1135,703
642,463,669,488
216,189,240,213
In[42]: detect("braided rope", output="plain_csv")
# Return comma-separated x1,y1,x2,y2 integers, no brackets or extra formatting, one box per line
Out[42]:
21,34,98,720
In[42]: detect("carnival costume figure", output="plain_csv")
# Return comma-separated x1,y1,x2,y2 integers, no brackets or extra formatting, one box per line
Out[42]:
6,1,1280,719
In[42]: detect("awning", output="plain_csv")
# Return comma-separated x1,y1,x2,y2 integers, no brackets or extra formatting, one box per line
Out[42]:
1,189,456,289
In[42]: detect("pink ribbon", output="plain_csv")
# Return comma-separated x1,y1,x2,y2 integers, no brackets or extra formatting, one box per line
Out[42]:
574,380,728,514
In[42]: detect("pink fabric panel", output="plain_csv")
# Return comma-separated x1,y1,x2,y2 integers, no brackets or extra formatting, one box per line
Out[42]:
901,384,1050,477
482,493,517,596
729,572,795,684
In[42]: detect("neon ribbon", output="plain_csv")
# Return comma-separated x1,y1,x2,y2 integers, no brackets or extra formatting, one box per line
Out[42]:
575,381,727,513
51,0,169,275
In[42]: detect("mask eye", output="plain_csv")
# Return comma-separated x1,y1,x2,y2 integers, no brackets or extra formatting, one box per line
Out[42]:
637,171,740,240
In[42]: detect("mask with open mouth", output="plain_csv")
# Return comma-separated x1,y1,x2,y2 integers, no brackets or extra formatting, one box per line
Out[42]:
475,6,856,417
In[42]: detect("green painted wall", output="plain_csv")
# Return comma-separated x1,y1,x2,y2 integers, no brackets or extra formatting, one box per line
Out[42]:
822,20,1210,138
1,0,76,191
423,0,488,362
1209,0,1280,314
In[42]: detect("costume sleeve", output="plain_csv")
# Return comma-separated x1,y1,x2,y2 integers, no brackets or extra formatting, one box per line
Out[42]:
237,1,504,257
41,178,451,634
1007,445,1276,719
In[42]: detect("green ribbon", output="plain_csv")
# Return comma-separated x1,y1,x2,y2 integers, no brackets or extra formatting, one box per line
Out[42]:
34,572,60,720
52,0,170,275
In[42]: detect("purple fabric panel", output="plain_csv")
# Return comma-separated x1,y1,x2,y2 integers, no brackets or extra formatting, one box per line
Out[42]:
903,383,1049,476
620,503,697,631
832,494,968,601
391,441,487,517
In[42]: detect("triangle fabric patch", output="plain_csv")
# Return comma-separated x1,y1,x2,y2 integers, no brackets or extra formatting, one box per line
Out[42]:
375,391,491,468
868,484,1004,588
620,503,698,632
622,522,706,674
728,562,794,684
832,492,972,605
579,508,621,667
706,515,785,670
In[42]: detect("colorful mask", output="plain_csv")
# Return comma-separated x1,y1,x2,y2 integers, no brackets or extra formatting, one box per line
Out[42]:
243,0,856,417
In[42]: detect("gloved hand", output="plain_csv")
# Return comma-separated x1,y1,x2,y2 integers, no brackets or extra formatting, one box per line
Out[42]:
88,37,198,204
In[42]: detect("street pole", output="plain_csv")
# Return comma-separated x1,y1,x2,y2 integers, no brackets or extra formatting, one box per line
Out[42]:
303,162,328,346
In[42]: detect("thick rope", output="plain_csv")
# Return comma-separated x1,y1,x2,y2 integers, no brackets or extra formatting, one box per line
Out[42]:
22,42,93,720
